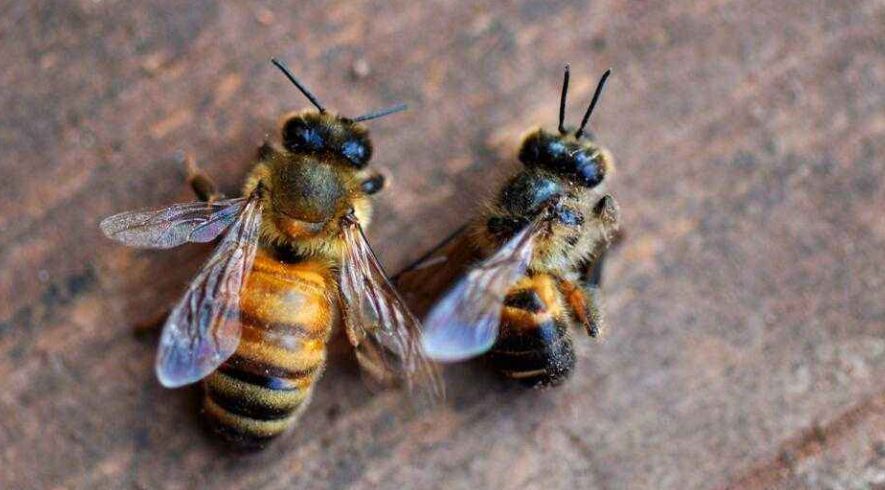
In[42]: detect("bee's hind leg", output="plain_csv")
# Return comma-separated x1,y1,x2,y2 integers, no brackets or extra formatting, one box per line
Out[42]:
582,283,607,339
558,278,605,339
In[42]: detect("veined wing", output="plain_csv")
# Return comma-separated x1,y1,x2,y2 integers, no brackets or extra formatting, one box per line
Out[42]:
100,197,248,249
420,219,544,362
155,194,263,387
393,224,482,318
338,215,445,402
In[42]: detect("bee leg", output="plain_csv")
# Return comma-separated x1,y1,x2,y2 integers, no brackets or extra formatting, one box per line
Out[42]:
554,194,622,338
358,171,386,195
584,194,626,288
181,152,224,202
583,285,607,339
256,139,281,161
585,247,609,287
558,279,605,338
593,194,621,242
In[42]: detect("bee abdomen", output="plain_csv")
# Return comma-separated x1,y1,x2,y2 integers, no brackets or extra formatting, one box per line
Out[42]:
203,357,323,448
489,318,576,388
487,276,576,387
202,250,334,448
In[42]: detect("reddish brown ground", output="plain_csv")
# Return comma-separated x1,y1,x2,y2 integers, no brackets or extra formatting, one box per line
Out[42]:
1,1,882,489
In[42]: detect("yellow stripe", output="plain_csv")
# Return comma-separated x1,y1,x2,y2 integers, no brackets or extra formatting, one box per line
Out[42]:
501,307,552,329
252,253,331,290
239,268,334,333
235,338,327,374
501,368,548,379
205,371,313,409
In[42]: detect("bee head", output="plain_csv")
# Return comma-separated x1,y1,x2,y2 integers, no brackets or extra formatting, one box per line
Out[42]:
272,58,406,170
518,129,611,188
281,112,374,169
518,66,613,188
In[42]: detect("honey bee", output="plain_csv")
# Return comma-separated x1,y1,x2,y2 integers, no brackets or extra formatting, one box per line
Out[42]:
101,59,442,447
397,66,620,388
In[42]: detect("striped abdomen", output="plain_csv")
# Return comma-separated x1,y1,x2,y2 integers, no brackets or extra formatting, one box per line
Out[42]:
203,248,335,448
486,273,576,388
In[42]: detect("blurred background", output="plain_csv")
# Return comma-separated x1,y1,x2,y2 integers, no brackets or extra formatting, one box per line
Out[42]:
1,1,882,489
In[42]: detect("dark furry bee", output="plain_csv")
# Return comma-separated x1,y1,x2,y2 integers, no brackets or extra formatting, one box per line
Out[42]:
101,59,442,448
398,66,620,388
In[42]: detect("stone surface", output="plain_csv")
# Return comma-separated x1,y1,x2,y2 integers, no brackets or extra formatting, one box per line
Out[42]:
1,1,883,489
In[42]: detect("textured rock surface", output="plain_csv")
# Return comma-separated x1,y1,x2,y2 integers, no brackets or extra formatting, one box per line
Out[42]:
1,1,882,489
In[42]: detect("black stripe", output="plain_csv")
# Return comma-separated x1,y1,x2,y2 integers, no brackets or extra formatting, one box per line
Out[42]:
205,415,280,450
489,319,576,387
488,337,575,373
504,289,547,313
206,386,297,421
494,318,570,352
217,363,299,391
488,341,576,388
225,354,319,383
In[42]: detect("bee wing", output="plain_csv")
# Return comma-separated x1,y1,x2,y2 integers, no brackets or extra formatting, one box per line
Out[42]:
338,216,445,402
392,224,482,317
420,219,543,362
155,195,263,388
100,197,248,249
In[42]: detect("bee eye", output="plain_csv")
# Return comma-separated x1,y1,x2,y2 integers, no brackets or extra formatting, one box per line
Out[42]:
518,131,547,165
547,140,568,158
282,118,326,153
519,130,569,168
573,150,605,187
340,138,371,168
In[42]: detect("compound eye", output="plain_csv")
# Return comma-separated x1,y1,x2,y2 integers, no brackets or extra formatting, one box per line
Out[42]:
573,150,605,187
519,129,573,169
282,117,326,153
546,139,568,159
518,130,547,166
340,138,371,168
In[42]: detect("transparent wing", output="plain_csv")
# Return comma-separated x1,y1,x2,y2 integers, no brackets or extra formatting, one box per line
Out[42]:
155,195,263,387
338,215,445,402
420,219,543,362
393,224,482,318
100,197,247,249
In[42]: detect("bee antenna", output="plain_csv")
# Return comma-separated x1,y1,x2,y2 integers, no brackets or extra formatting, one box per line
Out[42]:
575,68,612,139
352,103,408,122
558,64,570,134
271,58,326,113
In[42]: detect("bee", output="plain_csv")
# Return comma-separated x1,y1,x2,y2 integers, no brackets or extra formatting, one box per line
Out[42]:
397,66,620,388
101,59,442,448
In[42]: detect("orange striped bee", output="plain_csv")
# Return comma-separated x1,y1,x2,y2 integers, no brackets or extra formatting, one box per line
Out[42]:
398,66,620,388
101,59,442,448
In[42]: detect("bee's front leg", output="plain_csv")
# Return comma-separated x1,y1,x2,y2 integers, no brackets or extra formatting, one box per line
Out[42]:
179,152,223,202
357,170,386,195
593,194,621,245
